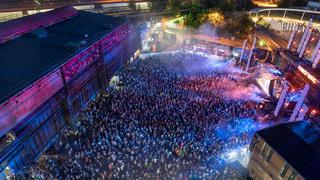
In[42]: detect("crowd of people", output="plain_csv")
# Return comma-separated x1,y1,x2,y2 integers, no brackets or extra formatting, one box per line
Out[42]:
19,52,259,179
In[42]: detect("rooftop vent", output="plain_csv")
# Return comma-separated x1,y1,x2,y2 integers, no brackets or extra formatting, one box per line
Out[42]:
102,23,113,30
64,41,78,51
28,28,48,38
80,40,87,46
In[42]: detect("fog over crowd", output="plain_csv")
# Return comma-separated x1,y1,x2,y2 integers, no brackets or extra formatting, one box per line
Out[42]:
18,52,263,179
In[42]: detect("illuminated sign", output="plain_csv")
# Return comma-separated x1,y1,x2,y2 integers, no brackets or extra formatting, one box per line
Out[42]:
298,65,318,84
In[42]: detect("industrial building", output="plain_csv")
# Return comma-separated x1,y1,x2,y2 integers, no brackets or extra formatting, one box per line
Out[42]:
248,121,320,180
0,6,140,175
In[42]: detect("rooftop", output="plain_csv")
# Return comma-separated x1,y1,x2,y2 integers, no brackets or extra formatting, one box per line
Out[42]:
0,7,126,104
257,121,320,180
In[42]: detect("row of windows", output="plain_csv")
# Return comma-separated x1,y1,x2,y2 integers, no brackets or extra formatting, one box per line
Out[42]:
279,162,298,180
9,110,65,173
72,78,99,114
32,110,65,155
101,27,128,52
104,42,125,64
261,143,274,162
10,149,28,172
106,53,124,78
7,67,102,172
12,91,65,138
260,142,298,180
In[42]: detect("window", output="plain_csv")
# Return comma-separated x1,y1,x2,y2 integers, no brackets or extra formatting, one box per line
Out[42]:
288,170,297,180
261,143,269,157
35,133,43,149
266,149,274,162
280,162,289,177
261,143,273,162
249,135,259,152
73,99,80,112
21,149,29,162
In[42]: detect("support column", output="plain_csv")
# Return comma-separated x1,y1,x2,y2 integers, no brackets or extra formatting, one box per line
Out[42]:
267,10,271,17
311,40,320,62
239,39,247,64
296,104,309,121
312,53,320,68
300,12,305,21
289,84,310,122
245,37,256,73
299,30,312,58
283,10,287,19
59,69,74,128
297,19,313,53
287,24,298,50
274,82,289,117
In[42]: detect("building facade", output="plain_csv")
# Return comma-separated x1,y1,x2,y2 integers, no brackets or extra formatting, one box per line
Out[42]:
248,121,320,180
0,6,141,175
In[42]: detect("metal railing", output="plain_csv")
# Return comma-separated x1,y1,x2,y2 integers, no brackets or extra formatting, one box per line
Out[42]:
249,8,320,22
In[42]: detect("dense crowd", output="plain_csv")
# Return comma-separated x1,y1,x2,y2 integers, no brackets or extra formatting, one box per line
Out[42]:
18,52,259,179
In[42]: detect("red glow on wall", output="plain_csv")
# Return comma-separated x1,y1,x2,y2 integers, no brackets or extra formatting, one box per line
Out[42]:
62,23,129,82
62,43,101,82
0,70,63,136
101,24,129,52
0,23,131,136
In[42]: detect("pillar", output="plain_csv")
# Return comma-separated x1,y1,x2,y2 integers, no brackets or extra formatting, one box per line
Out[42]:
300,12,305,21
239,39,247,64
289,84,310,122
312,53,320,68
274,82,289,117
287,24,297,50
311,40,320,62
297,19,313,53
283,10,287,19
245,37,256,73
299,30,312,58
296,104,309,121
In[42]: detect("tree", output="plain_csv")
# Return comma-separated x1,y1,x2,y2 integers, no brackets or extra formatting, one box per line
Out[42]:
256,17,270,29
238,13,254,37
207,10,224,26
183,3,207,28
181,0,254,38
217,12,254,38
